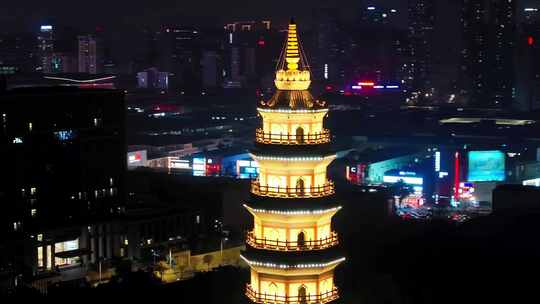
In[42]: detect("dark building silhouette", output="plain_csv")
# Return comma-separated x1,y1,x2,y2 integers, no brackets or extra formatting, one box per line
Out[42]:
516,7,540,111
156,27,202,93
0,32,38,74
313,8,346,82
0,87,126,286
493,184,540,215
222,20,278,88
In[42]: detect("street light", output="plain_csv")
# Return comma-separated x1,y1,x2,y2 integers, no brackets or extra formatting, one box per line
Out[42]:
220,237,229,263
97,257,104,285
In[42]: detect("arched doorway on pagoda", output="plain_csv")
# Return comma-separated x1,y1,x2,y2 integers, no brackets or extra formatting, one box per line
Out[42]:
295,177,305,196
296,126,305,143
298,284,308,304
297,231,306,248
268,282,278,301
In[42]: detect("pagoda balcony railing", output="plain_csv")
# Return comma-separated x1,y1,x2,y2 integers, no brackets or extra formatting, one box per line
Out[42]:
246,231,338,251
251,180,335,198
255,128,331,145
246,284,339,304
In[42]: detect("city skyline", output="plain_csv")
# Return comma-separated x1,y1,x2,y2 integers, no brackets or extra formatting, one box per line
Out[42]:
2,1,540,301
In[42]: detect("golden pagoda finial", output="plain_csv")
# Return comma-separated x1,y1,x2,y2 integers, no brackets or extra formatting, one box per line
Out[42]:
275,18,311,91
285,19,300,70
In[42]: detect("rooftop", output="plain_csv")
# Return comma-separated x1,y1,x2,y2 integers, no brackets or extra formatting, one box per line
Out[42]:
439,117,536,126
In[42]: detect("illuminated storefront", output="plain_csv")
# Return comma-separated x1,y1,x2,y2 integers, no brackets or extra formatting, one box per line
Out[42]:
242,20,343,304
54,239,80,267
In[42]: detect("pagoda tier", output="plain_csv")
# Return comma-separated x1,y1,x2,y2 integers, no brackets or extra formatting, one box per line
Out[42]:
243,19,343,304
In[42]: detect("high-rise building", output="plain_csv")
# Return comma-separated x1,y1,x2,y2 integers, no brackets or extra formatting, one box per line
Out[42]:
0,32,37,74
242,21,344,304
78,35,102,74
37,25,54,73
157,27,201,92
201,50,221,88
406,0,435,96
361,5,400,27
313,8,344,82
355,4,407,86
223,20,276,88
460,0,517,108
524,7,540,25
516,7,540,110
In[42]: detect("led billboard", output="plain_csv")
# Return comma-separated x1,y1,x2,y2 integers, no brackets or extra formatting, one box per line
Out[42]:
468,151,505,182
127,150,147,168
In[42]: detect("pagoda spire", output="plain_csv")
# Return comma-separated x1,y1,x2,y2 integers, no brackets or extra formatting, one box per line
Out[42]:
275,19,311,91
285,19,300,70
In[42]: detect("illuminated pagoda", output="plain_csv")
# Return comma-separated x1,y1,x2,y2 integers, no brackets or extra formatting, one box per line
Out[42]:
241,19,344,304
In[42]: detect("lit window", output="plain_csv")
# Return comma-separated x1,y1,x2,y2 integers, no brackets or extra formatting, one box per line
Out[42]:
196,215,200,224
54,239,79,267
37,234,43,241
46,245,52,270
28,122,33,131
31,209,37,217
324,64,329,79
37,247,44,268
30,187,36,195
54,130,76,141
13,222,21,231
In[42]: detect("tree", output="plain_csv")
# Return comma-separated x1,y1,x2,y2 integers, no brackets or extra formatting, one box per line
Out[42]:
203,254,214,271
153,263,167,282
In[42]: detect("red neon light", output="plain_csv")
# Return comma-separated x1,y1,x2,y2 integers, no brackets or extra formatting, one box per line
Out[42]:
258,40,265,46
454,152,460,201
528,36,534,46
358,82,374,86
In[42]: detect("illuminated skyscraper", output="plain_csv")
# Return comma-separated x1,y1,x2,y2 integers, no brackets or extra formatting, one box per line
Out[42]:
406,0,435,95
242,20,344,304
460,0,516,108
37,25,54,73
78,35,102,74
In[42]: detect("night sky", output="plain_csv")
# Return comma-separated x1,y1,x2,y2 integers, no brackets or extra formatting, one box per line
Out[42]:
0,0,535,32
0,0,408,32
